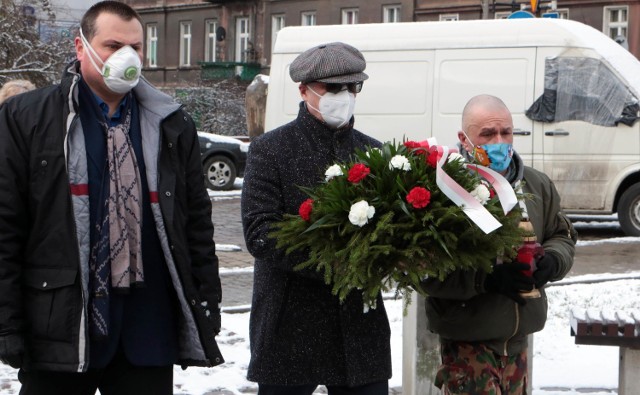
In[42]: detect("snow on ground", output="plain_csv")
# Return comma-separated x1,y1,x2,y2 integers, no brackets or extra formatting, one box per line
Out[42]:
0,276,638,394
0,199,636,394
534,277,640,393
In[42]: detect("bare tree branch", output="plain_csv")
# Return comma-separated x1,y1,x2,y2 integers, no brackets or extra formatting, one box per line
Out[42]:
0,0,75,87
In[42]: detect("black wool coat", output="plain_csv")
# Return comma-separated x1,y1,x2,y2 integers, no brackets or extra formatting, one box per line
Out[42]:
241,103,392,386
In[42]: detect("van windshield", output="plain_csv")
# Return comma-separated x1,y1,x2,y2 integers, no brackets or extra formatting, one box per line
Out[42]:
526,57,639,127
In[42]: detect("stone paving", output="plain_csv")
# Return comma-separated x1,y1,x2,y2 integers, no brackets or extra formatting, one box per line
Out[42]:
210,196,255,308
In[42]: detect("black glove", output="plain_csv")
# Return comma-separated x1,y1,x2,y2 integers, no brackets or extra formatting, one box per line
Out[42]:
533,253,558,288
0,335,24,369
484,263,535,305
212,309,221,335
1,354,23,369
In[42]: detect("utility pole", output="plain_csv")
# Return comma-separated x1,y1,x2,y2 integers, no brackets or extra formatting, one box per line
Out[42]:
491,0,521,14
481,0,489,19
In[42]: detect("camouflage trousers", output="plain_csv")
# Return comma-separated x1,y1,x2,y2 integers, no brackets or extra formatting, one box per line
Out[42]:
434,341,528,395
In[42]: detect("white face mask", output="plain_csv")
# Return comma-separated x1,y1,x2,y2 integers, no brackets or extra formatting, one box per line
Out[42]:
306,85,356,129
80,28,142,94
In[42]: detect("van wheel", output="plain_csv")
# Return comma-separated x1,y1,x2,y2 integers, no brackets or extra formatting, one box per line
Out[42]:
203,155,236,191
618,183,640,236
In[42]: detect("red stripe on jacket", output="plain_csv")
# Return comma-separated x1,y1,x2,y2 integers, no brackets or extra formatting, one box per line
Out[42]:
69,184,89,196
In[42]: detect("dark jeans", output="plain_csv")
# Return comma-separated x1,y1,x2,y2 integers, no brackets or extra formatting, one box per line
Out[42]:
258,381,389,395
18,351,173,395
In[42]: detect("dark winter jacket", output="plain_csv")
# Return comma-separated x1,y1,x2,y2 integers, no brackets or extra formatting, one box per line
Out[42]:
241,103,392,386
423,151,578,356
0,64,223,372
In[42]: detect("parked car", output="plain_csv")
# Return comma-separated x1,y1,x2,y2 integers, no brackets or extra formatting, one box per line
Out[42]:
198,132,249,191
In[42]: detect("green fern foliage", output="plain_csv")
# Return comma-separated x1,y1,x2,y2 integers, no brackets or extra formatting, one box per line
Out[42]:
270,140,525,307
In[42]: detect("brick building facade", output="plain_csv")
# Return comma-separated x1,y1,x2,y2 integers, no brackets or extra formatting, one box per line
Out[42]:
124,0,640,86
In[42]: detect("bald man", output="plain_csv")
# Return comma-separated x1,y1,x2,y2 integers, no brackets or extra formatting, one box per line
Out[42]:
421,95,577,394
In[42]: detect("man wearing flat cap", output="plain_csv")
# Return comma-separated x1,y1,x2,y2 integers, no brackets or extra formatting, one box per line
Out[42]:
241,42,391,395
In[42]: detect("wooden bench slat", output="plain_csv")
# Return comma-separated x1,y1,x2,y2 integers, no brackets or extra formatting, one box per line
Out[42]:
571,309,640,347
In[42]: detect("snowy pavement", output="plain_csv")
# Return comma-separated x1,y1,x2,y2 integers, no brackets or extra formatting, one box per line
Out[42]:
0,275,638,394
1,181,638,394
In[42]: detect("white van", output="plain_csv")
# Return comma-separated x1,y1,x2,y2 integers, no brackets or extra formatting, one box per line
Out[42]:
266,18,640,236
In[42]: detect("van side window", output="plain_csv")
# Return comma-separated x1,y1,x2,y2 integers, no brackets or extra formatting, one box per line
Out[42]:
526,57,639,127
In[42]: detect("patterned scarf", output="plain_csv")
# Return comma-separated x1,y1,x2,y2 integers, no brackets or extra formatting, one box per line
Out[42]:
89,106,144,339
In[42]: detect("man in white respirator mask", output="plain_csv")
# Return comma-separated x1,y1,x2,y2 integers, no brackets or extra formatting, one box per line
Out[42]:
242,42,391,395
79,26,142,96
0,1,223,394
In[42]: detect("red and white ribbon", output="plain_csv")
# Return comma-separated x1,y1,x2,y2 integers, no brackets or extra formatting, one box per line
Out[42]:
433,145,517,234
465,164,518,215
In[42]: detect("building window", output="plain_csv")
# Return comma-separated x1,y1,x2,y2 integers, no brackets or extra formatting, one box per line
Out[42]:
272,14,285,52
179,21,191,67
439,14,459,21
146,23,157,68
342,8,358,24
204,19,217,63
301,11,316,26
604,6,628,40
236,17,251,62
494,11,511,19
383,5,401,23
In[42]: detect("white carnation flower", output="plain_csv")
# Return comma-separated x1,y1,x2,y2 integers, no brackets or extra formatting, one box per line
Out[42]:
325,164,343,181
389,155,411,171
348,200,375,227
448,152,464,163
471,184,491,205
362,299,377,313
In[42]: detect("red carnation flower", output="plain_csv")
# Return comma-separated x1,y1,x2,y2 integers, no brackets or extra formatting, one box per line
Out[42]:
405,140,431,157
481,180,496,199
299,199,314,221
404,141,421,150
406,187,431,209
426,146,440,168
347,163,370,183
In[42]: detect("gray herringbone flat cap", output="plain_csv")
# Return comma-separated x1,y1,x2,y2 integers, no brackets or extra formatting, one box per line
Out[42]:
289,42,368,84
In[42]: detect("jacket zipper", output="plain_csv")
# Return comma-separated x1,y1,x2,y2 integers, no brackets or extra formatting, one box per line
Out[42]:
503,302,520,355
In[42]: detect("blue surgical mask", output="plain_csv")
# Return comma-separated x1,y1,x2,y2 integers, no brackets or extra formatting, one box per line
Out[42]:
463,132,514,172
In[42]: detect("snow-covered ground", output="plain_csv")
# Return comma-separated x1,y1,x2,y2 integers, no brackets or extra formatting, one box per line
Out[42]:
190,276,640,395
0,275,638,394
1,185,637,394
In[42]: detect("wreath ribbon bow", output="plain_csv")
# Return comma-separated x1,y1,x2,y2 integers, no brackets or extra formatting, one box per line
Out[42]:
430,144,518,234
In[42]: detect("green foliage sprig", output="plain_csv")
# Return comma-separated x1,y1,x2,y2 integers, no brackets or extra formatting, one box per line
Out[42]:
270,140,525,308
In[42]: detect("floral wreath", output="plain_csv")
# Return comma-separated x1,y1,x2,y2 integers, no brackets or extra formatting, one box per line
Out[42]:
270,139,525,309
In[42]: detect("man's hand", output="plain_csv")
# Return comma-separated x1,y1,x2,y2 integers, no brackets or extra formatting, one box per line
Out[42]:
1,354,23,369
212,309,221,335
0,335,24,369
484,263,535,305
533,253,558,288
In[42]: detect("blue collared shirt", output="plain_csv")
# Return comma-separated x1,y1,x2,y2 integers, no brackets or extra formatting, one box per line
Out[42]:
94,93,129,127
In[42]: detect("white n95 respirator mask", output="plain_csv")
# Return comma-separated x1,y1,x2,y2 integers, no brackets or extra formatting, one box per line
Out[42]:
80,28,142,94
306,86,356,129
